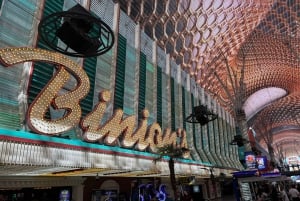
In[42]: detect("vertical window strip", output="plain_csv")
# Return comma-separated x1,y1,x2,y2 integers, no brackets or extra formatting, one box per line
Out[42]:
203,124,209,151
219,118,229,167
94,48,113,123
224,119,233,166
174,82,182,129
80,10,109,116
221,119,228,166
228,121,237,167
0,0,39,129
114,34,127,110
202,124,215,164
145,60,155,124
156,66,162,126
227,121,238,168
138,52,146,119
183,88,196,161
161,73,170,130
214,118,225,167
189,94,203,162
229,125,237,167
95,48,113,91
192,95,210,163
123,45,137,116
170,77,175,131
223,121,232,167
201,105,216,165
208,121,220,166
182,86,186,130
230,124,241,168
0,0,37,46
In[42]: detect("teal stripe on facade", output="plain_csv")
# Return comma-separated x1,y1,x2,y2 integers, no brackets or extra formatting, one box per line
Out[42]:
138,52,146,119
156,66,162,126
170,77,175,131
0,128,211,165
114,34,126,110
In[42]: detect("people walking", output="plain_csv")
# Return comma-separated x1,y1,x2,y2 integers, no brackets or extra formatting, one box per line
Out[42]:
289,184,300,201
279,185,289,201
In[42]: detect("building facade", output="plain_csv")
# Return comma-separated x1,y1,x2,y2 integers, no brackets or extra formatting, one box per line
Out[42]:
0,0,242,200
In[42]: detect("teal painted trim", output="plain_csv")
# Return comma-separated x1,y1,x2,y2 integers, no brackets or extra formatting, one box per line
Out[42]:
146,62,154,72
0,128,211,166
0,128,154,157
0,98,18,106
43,0,64,17
138,52,146,118
114,34,126,110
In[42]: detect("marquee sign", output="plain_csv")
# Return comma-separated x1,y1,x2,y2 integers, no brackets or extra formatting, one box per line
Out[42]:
0,47,189,155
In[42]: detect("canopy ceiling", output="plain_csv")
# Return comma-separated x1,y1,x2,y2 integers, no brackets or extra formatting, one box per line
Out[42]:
115,0,300,159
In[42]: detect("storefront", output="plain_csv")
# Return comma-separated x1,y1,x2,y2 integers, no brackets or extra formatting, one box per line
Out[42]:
0,176,85,201
0,0,241,200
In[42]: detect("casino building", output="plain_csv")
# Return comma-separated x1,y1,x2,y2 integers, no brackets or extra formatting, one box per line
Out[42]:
0,0,253,200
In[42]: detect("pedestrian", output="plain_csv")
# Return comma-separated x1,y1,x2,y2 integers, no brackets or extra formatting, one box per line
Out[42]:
279,185,289,201
271,185,279,201
256,190,269,201
289,184,300,201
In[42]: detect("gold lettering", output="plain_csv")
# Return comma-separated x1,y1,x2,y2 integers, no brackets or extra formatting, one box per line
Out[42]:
83,93,157,151
82,91,136,145
146,123,162,152
122,109,151,150
0,47,90,134
82,91,110,142
0,47,189,157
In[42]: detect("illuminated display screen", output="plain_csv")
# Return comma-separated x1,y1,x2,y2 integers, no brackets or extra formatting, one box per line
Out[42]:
245,152,256,169
256,156,267,170
59,189,70,201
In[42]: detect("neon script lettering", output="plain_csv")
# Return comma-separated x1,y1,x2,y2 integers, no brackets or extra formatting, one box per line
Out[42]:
0,47,188,153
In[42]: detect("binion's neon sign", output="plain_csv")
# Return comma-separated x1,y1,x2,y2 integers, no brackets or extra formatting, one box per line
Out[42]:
0,47,189,155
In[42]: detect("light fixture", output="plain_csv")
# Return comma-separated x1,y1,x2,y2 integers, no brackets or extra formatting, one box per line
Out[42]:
185,105,218,126
38,4,114,57
230,135,249,147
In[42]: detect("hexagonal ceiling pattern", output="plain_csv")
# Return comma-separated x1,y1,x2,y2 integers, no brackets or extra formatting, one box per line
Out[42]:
115,0,300,159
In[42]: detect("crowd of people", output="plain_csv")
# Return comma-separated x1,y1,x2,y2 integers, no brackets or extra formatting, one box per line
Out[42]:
255,183,300,201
